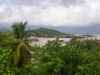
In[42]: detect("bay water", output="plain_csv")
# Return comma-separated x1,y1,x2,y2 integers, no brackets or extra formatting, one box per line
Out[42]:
30,34,100,47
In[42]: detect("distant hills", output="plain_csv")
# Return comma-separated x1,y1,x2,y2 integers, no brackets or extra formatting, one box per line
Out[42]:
0,28,11,32
30,28,70,37
29,28,95,38
0,27,94,38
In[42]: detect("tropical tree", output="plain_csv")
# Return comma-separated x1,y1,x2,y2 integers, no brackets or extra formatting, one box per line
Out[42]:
11,21,36,67
0,30,14,50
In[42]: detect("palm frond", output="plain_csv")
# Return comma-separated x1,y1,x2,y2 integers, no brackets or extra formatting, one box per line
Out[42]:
23,32,34,39
12,21,28,41
25,38,39,43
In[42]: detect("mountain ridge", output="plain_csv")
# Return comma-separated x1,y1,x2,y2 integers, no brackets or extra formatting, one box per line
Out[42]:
30,27,70,37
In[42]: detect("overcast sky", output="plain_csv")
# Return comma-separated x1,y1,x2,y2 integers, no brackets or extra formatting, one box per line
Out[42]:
0,0,100,33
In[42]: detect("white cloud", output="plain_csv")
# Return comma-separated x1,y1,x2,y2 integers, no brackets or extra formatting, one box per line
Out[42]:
0,0,100,27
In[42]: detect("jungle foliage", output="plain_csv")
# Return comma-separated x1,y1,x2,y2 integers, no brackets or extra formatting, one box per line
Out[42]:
0,22,100,75
41,38,100,75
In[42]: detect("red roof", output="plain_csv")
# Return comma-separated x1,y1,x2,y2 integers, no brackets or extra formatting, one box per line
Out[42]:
58,40,64,42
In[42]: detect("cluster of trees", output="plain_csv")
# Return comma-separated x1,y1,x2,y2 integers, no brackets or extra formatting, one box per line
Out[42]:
0,22,38,75
41,38,100,75
0,22,100,75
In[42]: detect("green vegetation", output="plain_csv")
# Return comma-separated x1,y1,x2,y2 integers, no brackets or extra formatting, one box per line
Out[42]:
0,22,100,75
30,28,94,38
30,28,69,37
82,34,95,37
41,38,100,75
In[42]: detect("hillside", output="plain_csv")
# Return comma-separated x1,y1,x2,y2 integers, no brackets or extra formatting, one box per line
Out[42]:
30,28,95,38
30,28,69,37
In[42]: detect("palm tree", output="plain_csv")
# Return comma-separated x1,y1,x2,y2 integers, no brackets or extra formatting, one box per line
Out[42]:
11,21,36,67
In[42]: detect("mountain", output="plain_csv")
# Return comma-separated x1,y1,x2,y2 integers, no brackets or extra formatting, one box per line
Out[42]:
30,28,70,37
0,28,11,32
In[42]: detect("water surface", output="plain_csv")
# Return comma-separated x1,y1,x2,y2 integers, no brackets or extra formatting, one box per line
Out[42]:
30,37,71,47
30,34,100,47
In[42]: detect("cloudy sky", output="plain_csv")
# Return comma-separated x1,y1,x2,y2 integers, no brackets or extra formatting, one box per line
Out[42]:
0,0,100,33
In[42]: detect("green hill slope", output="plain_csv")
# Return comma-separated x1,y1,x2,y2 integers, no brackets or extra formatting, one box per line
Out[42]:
30,28,94,38
30,28,68,37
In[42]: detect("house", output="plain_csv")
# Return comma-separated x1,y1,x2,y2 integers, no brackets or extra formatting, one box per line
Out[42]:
58,40,68,46
58,40,64,43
